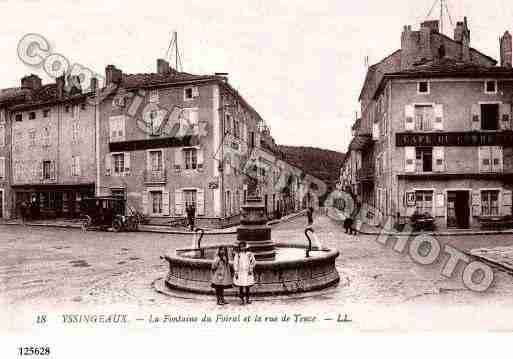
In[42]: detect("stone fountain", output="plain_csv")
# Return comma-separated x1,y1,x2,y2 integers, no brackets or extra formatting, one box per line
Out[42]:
162,195,339,296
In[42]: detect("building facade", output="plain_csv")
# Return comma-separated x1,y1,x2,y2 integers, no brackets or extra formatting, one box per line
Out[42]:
96,60,313,227
342,18,513,230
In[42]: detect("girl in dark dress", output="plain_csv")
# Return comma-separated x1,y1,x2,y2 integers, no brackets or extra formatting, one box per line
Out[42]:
211,246,232,305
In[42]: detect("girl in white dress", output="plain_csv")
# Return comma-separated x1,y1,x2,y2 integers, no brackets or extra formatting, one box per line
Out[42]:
233,241,256,305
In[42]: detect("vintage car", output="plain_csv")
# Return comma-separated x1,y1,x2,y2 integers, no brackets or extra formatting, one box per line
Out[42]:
80,196,139,232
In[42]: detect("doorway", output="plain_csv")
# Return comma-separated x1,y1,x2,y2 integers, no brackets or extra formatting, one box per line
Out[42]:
447,191,470,228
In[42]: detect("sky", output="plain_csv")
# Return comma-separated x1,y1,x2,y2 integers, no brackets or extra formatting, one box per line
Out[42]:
1,0,513,153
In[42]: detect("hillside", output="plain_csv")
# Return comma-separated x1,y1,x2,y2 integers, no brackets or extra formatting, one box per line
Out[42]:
278,145,345,189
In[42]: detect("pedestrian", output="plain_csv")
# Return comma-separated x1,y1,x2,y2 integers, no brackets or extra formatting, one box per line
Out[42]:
211,246,232,306
233,241,256,305
307,206,314,226
186,204,195,231
19,201,27,224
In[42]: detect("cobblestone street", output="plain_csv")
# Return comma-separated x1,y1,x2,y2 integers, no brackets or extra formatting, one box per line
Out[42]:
3,215,513,331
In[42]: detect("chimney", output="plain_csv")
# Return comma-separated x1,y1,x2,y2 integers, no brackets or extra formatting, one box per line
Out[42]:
105,65,123,86
66,74,82,95
500,31,512,68
21,74,42,90
56,76,65,98
157,58,170,74
454,21,465,42
421,20,439,33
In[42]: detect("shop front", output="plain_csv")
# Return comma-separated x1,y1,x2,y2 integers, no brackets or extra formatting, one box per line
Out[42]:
13,184,94,220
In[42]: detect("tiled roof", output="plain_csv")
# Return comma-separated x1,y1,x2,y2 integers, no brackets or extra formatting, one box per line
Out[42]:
387,57,513,77
0,87,31,105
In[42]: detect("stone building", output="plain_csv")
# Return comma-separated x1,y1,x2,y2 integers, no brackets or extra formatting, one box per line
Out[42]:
342,18,513,230
0,74,96,219
96,59,318,227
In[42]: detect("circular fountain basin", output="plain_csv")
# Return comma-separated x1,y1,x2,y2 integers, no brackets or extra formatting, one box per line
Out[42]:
163,243,340,296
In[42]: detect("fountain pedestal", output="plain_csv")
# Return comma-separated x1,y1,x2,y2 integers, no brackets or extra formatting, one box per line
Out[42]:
237,195,276,260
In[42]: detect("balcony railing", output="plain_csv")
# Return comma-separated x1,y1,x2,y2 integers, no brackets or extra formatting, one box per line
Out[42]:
356,166,375,182
144,169,167,184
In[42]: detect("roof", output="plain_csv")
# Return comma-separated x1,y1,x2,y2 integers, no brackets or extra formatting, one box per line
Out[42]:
120,71,218,89
373,57,513,98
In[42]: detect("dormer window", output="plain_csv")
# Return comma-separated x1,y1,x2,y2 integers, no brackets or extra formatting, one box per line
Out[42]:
65,105,70,113
485,80,497,94
15,114,22,122
418,81,430,94
184,87,193,100
43,109,50,118
29,112,36,120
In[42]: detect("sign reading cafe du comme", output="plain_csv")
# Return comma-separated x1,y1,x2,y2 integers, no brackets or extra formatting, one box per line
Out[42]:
396,131,513,147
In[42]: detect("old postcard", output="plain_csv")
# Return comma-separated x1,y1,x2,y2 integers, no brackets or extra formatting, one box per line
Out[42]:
1,0,513,357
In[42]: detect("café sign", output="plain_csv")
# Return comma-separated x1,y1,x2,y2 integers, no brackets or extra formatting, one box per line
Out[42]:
396,131,513,147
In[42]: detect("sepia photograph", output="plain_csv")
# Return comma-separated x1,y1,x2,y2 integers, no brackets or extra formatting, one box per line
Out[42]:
1,0,513,356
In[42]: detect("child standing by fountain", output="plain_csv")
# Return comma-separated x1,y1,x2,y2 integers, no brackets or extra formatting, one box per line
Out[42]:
233,241,256,305
211,246,232,305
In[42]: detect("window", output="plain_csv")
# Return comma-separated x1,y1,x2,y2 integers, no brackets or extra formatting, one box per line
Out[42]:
250,131,255,148
149,110,161,135
184,87,193,100
15,113,22,122
111,189,125,199
29,129,36,146
184,86,198,100
184,189,197,210
43,161,52,180
225,114,232,135
418,81,429,94
415,190,433,216
482,190,499,216
29,112,36,120
225,190,231,216
151,191,163,214
485,80,497,94
109,116,125,142
149,89,159,103
416,147,433,172
42,127,50,147
43,109,50,118
72,104,79,118
414,105,433,131
481,104,499,130
80,103,86,110
112,153,125,174
71,122,80,142
149,150,163,172
184,148,197,170
233,119,240,139
479,146,503,172
0,157,5,179
65,105,70,113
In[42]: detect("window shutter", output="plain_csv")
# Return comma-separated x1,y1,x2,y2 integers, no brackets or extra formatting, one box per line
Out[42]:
472,190,482,217
492,146,503,173
174,149,182,172
190,108,199,125
500,103,511,130
146,151,151,172
435,192,445,217
50,161,56,180
76,156,81,176
372,122,380,140
39,161,44,180
105,154,112,176
124,152,130,174
433,146,445,172
434,104,444,130
175,189,184,215
197,147,204,171
479,147,491,172
405,105,415,131
503,190,512,216
162,190,170,216
471,104,481,130
0,157,4,178
192,86,200,98
197,189,205,216
404,147,415,172
142,191,149,215
0,125,4,147
109,117,116,142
